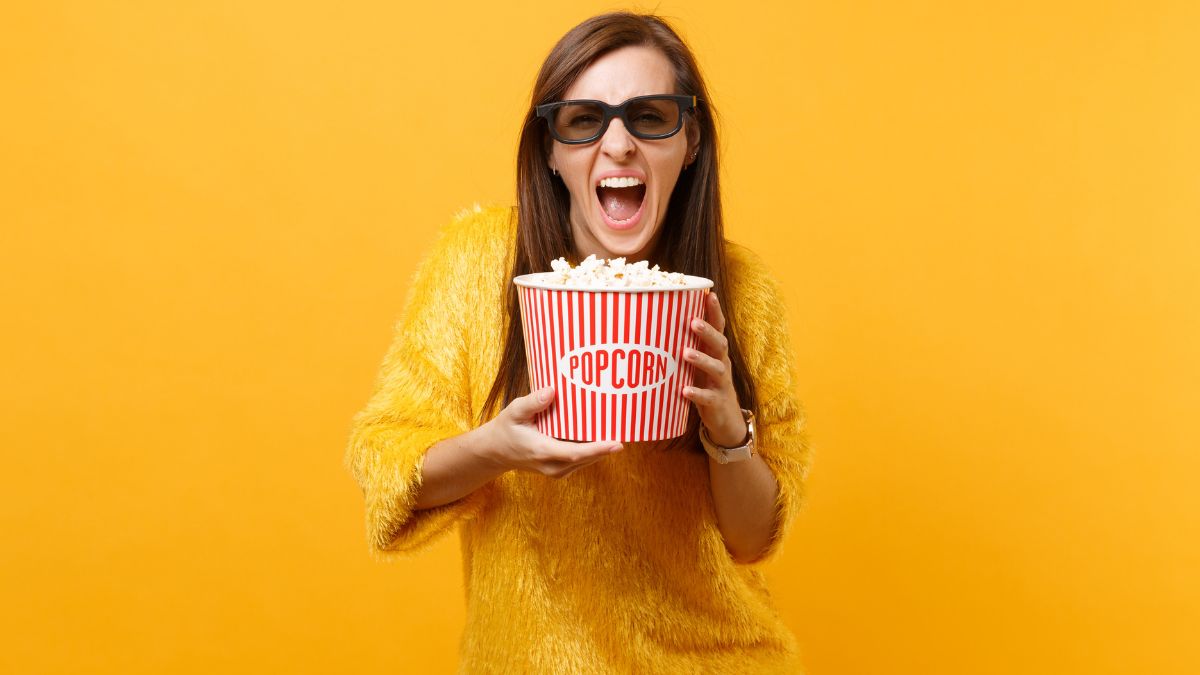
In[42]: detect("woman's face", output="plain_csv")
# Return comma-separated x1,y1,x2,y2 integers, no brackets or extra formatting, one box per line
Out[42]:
548,45,699,263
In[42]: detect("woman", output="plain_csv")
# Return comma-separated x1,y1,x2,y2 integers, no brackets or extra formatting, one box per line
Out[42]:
345,11,813,673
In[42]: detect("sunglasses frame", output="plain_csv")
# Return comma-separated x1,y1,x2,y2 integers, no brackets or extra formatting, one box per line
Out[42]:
535,94,699,145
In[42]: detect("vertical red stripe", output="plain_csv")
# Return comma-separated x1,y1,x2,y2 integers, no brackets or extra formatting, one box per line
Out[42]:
599,390,607,441
666,291,678,437
650,291,661,439
622,290,631,343
538,288,550,394
554,290,565,439
658,291,669,439
566,291,576,440
631,292,640,441
685,290,700,435
542,288,556,438
673,291,687,437
630,290,637,440
524,288,540,433
649,291,657,440
657,291,667,439
521,288,533,391
608,292,616,441
537,288,547,388
675,291,688,437
577,291,586,439
575,291,584,440
629,292,638,441
659,291,671,439
587,291,595,439
529,289,541,392
618,292,627,440
589,390,596,441
549,290,561,438
671,290,684,435
621,385,628,441
648,292,660,440
648,290,657,439
589,290,596,345
638,292,649,441
517,288,527,376
538,289,549,436
585,292,593,439
677,290,697,436
600,291,607,343
552,288,561,437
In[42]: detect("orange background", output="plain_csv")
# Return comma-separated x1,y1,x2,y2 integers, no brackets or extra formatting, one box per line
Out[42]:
3,2,1198,674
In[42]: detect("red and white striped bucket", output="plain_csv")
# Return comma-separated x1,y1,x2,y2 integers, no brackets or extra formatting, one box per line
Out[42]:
513,273,714,442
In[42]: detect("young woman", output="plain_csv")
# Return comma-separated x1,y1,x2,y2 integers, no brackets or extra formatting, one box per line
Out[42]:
346,12,813,673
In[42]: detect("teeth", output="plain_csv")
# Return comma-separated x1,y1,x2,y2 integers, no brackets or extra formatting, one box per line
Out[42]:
598,176,644,188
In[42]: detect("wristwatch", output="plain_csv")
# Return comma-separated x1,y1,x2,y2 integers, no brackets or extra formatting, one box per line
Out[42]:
699,408,756,464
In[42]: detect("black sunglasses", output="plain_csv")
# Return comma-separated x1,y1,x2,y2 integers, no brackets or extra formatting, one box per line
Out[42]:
535,94,699,144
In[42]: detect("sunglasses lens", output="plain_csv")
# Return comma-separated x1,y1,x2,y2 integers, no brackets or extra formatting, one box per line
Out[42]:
627,98,681,137
553,102,606,141
546,97,687,142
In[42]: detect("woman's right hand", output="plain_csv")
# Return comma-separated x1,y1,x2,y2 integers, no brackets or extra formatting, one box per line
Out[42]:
486,386,623,479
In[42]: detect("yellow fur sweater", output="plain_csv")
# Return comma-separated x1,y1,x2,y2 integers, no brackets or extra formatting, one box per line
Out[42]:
344,205,813,673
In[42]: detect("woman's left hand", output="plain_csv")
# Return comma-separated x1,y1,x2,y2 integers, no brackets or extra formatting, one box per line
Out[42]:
681,292,749,448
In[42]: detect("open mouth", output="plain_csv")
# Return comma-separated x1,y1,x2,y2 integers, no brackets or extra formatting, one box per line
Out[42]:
595,176,647,227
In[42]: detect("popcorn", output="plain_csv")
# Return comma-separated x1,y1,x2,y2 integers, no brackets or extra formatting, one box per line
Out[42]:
514,254,714,441
543,254,689,288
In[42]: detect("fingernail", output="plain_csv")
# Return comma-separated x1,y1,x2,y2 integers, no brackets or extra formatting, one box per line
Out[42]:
538,387,552,403
693,319,703,329
610,443,623,452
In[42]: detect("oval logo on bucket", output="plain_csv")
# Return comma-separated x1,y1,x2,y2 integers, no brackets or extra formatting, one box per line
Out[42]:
557,343,678,395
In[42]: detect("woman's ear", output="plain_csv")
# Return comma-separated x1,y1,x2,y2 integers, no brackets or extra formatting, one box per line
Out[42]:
685,118,701,166
544,141,559,176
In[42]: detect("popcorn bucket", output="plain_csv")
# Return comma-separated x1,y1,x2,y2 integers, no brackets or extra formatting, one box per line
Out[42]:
513,273,714,442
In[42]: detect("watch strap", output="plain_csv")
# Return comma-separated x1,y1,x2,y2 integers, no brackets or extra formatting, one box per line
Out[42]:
700,409,756,464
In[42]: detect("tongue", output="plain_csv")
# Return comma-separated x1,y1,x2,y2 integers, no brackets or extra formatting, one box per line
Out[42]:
598,186,644,221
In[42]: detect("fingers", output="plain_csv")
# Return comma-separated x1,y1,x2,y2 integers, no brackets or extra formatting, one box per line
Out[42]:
543,438,623,463
691,316,729,355
509,385,556,422
538,439,623,479
684,347,726,380
704,292,726,333
682,384,720,406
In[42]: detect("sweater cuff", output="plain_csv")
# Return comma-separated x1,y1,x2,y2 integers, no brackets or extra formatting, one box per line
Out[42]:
350,424,491,558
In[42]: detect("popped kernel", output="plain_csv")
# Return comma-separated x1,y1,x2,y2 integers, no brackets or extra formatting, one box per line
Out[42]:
543,254,689,288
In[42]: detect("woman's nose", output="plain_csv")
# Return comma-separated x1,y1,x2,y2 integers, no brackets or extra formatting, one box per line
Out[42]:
600,118,636,160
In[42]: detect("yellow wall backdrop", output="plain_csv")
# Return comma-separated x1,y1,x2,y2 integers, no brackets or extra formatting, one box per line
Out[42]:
2,2,1197,673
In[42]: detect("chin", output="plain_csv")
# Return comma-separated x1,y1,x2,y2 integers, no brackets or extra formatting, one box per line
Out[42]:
595,224,657,259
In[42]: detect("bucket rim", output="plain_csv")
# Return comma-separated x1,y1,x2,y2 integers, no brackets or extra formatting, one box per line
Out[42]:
513,272,714,292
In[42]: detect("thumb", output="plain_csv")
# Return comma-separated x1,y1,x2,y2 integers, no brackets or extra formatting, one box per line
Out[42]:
510,385,556,421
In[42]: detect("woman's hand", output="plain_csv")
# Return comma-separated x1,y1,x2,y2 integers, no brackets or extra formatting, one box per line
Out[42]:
485,386,623,479
681,292,749,447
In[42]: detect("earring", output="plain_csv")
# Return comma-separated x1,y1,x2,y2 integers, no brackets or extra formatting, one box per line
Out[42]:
551,167,558,176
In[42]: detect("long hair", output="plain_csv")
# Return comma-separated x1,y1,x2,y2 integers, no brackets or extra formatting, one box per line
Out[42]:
479,12,758,453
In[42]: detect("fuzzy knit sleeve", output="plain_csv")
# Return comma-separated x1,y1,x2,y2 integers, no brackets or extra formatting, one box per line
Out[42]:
343,214,492,558
728,245,815,566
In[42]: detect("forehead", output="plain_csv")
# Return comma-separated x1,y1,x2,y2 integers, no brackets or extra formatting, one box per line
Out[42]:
563,45,677,103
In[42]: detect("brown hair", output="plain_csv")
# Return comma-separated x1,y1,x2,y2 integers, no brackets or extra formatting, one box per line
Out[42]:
479,12,758,452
